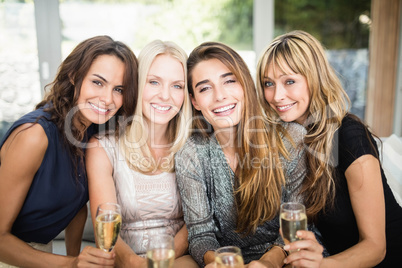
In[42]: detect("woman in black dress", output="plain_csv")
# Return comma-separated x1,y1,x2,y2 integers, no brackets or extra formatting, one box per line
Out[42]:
256,30,402,267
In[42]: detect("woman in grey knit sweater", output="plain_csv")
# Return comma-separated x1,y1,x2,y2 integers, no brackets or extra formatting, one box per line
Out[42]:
175,42,321,268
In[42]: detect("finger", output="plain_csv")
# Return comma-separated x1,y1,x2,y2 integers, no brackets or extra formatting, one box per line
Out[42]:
295,230,317,241
79,247,115,266
284,239,323,253
205,262,216,268
287,241,323,253
284,249,323,267
86,246,115,259
77,256,115,268
246,261,263,268
288,258,322,268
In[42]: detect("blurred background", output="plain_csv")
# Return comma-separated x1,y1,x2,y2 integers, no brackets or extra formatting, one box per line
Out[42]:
0,0,401,139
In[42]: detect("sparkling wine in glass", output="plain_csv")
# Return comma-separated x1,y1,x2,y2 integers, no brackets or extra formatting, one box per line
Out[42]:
95,202,122,252
215,246,244,268
280,202,307,250
146,234,175,268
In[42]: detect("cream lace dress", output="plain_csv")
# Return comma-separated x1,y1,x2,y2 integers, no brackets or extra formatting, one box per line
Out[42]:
99,135,184,257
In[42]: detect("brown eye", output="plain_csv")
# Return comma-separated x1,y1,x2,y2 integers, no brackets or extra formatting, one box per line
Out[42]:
114,87,123,94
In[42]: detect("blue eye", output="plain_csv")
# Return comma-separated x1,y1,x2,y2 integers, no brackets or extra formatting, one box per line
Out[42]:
174,84,183,89
150,80,159,85
286,80,295,85
264,81,274,87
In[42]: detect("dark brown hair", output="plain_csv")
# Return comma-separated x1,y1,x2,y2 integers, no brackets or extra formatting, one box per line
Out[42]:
36,35,138,163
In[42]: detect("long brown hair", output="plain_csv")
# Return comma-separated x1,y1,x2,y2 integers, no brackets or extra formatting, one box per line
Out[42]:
187,42,287,234
36,35,138,162
256,30,350,219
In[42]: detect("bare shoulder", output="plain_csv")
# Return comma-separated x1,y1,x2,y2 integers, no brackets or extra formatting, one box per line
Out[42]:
0,123,48,179
86,135,112,166
345,154,380,189
86,135,112,155
1,123,48,157
87,136,102,148
347,154,379,173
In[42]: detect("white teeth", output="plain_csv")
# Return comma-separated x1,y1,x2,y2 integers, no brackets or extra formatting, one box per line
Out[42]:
277,103,295,111
90,103,108,112
151,104,171,111
213,104,235,113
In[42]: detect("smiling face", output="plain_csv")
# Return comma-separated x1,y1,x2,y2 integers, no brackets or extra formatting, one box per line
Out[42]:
263,63,310,124
142,54,185,129
191,58,244,131
76,54,125,127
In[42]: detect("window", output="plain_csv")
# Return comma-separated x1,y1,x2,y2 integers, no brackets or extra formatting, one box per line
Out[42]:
0,0,41,139
275,0,371,119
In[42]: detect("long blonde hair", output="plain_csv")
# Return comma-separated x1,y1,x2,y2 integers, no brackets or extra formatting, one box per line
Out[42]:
120,40,192,173
187,42,288,234
256,30,350,218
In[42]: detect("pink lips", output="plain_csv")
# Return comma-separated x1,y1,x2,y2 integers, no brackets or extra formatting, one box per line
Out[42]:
151,103,172,114
212,104,236,116
89,102,110,115
276,102,296,112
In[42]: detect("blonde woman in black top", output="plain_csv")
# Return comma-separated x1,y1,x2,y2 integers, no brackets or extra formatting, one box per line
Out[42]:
256,30,402,267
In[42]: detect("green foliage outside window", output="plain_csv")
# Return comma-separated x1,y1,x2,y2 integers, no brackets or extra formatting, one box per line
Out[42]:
131,0,371,50
5,0,371,50
275,0,371,49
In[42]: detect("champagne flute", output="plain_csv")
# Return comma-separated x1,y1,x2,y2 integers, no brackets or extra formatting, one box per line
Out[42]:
215,246,244,268
95,202,122,252
146,234,175,268
280,202,307,252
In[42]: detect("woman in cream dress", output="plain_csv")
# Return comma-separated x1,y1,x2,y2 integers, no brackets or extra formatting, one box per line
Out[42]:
87,40,198,267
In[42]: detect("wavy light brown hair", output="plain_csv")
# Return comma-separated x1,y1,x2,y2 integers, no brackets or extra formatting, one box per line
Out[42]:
187,42,288,234
256,30,350,219
36,35,138,161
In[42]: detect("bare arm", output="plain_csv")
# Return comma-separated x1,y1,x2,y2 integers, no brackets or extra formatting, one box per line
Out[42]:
0,124,74,267
320,154,386,267
87,137,146,268
246,246,288,268
0,123,68,267
0,124,114,267
65,204,88,256
173,224,189,258
284,154,386,268
203,250,216,266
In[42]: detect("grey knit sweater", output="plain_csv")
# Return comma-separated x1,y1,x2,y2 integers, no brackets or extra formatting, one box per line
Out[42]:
175,122,307,267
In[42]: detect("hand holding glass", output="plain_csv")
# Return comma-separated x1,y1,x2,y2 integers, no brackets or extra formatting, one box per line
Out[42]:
95,202,122,252
280,202,307,251
146,234,175,268
215,246,244,268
